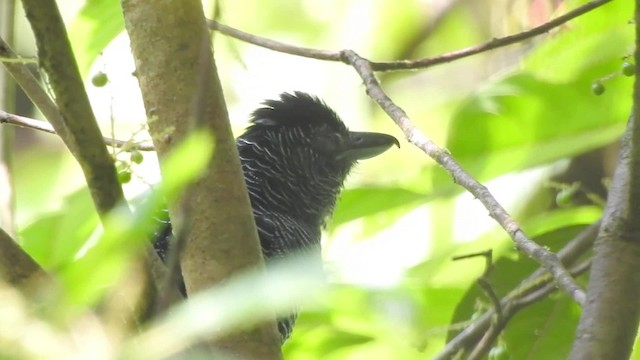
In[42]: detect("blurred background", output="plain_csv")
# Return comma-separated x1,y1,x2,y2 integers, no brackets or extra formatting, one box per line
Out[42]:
0,0,633,358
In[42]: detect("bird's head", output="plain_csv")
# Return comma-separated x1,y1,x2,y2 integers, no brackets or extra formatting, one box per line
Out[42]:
238,92,399,221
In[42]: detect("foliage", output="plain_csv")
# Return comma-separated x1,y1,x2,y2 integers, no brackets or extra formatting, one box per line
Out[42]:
4,0,637,358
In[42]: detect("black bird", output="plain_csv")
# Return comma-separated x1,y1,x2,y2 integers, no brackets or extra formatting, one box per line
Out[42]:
153,92,399,342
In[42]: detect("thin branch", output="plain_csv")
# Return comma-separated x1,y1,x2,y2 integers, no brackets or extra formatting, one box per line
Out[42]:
452,250,503,323
451,249,529,360
465,259,592,360
368,0,613,71
341,49,585,305
434,221,598,360
0,110,155,151
522,220,599,287
515,259,592,309
208,20,341,62
0,37,70,139
465,309,514,360
207,0,612,72
0,0,16,236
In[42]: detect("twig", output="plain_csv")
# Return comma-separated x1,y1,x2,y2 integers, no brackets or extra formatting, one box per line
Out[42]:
452,250,502,323
368,0,613,71
0,110,155,151
0,37,69,139
515,259,591,309
452,250,504,360
434,223,598,360
207,0,612,72
208,20,341,62
468,258,591,360
465,308,514,360
451,250,493,263
0,0,16,236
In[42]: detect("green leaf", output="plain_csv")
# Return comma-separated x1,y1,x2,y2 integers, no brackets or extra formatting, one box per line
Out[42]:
426,0,633,188
445,72,629,182
524,0,633,82
522,206,602,236
501,295,580,359
19,188,99,269
69,0,125,76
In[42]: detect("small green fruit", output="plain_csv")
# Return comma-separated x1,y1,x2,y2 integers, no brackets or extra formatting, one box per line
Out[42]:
591,82,605,96
556,190,573,207
118,170,132,184
91,72,108,87
622,62,635,77
130,150,144,164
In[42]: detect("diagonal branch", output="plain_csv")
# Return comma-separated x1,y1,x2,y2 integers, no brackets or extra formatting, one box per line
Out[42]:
368,0,613,71
0,37,70,140
340,49,585,305
0,110,154,151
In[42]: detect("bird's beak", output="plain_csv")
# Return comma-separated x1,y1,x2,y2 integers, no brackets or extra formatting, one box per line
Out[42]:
337,131,400,161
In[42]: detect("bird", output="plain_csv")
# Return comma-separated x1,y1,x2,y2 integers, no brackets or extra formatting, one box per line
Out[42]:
153,91,399,342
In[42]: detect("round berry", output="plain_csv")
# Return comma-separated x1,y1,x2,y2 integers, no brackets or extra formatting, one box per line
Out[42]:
591,82,605,96
118,170,132,184
622,62,635,77
91,72,108,87
556,190,573,207
130,150,144,164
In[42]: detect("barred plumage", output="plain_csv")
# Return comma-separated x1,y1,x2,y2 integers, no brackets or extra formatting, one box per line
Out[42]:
153,92,398,342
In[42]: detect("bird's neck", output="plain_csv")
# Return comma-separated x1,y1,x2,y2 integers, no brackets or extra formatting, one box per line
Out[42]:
242,161,346,227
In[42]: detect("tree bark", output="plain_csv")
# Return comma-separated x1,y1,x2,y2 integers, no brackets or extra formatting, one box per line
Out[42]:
121,1,282,358
21,0,125,217
569,3,640,357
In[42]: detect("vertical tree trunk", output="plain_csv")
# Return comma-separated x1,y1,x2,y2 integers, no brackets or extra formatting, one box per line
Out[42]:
121,1,283,358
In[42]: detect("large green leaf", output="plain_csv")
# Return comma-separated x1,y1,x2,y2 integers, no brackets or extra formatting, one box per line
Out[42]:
19,187,98,269
431,0,633,186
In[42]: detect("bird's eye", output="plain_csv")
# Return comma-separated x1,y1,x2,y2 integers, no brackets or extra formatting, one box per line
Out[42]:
312,133,342,156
